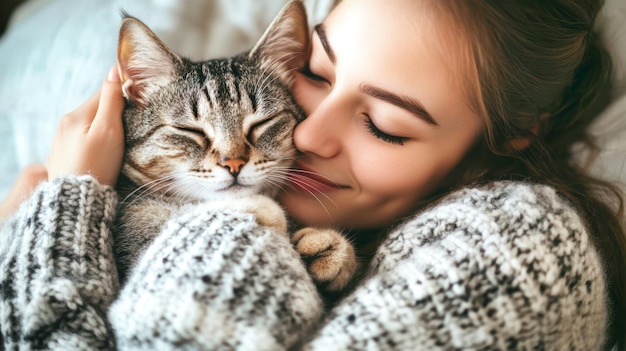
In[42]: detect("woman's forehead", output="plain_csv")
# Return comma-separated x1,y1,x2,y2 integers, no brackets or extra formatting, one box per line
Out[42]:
324,0,481,125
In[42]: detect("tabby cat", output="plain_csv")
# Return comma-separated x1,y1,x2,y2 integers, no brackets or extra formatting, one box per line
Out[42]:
114,1,359,295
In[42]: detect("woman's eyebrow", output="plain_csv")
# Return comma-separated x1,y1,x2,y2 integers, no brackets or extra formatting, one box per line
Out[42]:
359,84,439,126
314,23,437,126
314,24,336,64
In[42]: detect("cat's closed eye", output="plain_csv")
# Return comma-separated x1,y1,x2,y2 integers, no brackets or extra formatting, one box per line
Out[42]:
174,126,210,148
247,117,276,143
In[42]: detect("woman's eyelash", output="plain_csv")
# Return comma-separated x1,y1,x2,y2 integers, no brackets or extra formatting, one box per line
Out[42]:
299,65,327,82
364,118,408,145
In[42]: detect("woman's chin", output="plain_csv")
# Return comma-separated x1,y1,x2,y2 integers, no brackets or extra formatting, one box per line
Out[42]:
279,191,336,228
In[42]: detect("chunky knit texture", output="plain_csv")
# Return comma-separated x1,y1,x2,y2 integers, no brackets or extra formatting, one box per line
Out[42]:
0,176,610,350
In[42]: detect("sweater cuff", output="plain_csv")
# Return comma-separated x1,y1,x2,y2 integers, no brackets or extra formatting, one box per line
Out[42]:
34,175,118,285
0,175,119,349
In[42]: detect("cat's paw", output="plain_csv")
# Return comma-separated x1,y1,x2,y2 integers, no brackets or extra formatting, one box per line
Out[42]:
291,227,359,292
245,195,288,233
204,195,288,234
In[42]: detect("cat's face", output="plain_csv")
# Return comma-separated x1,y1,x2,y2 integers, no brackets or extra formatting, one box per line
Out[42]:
117,2,309,201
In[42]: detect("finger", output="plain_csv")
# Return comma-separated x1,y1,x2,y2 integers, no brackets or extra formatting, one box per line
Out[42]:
69,89,101,124
91,65,126,133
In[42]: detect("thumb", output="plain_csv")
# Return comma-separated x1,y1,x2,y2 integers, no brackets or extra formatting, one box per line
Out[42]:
91,65,126,132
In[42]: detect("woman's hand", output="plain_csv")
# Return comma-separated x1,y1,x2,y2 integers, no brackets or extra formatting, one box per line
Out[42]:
47,65,126,186
1,66,125,220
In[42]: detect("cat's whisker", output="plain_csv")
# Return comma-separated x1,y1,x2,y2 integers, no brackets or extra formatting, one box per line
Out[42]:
261,64,304,94
181,179,208,202
265,175,290,193
272,166,342,193
256,56,286,88
256,52,298,93
163,173,200,201
121,179,156,203
121,175,176,204
255,64,275,94
278,176,335,220
274,168,336,204
138,172,197,202
256,72,282,98
288,168,341,188
147,176,179,196
272,169,339,206
160,180,184,200
126,185,170,208
261,96,291,106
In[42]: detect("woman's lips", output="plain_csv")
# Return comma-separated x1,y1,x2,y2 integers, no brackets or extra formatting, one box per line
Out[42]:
287,165,348,193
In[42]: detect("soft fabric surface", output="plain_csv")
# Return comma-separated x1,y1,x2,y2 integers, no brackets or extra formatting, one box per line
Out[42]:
590,0,626,189
0,0,624,201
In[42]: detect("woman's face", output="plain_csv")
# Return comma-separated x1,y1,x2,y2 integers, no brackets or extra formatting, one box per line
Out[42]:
280,0,482,230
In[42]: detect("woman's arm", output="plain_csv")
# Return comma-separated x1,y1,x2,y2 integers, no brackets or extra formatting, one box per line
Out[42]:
109,203,325,351
2,179,604,350
0,176,120,350
0,174,325,351
303,182,609,350
0,179,325,351
0,65,126,350
109,181,608,350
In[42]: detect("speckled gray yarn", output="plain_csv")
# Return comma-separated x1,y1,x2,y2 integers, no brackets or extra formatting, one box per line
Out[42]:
0,176,610,350
0,176,119,350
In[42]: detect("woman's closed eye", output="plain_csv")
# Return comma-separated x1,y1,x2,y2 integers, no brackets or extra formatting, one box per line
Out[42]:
299,64,329,83
363,115,408,146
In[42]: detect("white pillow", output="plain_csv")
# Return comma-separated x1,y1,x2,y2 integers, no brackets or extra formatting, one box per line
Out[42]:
0,0,335,198
589,0,626,191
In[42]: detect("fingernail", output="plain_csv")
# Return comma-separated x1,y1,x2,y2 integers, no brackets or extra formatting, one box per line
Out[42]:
107,65,120,82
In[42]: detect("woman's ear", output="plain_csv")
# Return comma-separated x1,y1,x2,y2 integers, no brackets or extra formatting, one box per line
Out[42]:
506,113,548,151
507,135,534,151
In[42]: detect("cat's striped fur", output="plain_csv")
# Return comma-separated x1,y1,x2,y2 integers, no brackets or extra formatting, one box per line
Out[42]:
113,1,359,296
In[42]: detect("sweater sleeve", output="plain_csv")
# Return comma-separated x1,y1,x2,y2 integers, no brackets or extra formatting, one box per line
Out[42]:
0,176,119,350
109,204,324,351
4,179,604,350
303,182,609,350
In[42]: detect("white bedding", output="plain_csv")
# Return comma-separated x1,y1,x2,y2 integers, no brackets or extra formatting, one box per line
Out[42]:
0,0,624,203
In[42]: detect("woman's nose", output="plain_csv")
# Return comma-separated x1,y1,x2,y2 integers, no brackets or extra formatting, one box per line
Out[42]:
293,96,344,158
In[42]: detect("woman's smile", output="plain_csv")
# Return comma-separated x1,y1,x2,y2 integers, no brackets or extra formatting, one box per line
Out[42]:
279,0,482,229
287,163,350,193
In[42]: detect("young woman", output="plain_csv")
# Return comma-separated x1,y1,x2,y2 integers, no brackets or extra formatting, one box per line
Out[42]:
1,0,625,349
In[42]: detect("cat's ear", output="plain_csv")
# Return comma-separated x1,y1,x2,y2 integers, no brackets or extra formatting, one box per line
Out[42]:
117,15,183,107
249,0,310,86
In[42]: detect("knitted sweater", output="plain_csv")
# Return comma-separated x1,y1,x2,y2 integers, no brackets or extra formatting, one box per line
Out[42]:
0,175,609,350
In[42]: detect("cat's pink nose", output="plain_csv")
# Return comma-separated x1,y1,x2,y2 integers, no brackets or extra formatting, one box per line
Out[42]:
220,158,247,175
